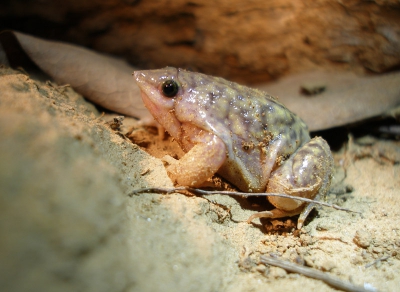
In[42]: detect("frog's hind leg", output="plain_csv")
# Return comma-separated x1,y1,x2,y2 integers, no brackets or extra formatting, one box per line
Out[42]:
248,137,334,229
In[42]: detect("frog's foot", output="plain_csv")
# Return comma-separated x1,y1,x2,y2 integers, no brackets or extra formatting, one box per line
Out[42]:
163,132,227,187
297,203,315,229
246,207,303,225
247,201,320,229
246,181,323,227
162,155,178,165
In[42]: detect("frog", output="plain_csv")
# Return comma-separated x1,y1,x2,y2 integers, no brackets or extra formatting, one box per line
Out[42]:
133,67,334,228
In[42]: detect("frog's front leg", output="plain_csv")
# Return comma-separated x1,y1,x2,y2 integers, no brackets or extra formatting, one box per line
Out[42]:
247,136,334,229
164,131,227,187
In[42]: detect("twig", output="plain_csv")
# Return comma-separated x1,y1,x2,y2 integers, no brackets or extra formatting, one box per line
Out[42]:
129,187,361,215
365,255,391,268
260,256,377,292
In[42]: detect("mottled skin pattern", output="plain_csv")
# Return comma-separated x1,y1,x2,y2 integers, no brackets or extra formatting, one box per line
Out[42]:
134,67,334,228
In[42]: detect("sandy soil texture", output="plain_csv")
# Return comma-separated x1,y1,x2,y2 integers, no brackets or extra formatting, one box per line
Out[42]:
0,67,399,292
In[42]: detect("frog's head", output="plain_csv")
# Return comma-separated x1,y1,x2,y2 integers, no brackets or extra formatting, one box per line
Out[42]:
134,67,220,142
134,67,183,140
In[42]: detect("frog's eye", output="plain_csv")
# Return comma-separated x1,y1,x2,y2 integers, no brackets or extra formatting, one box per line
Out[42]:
161,80,179,98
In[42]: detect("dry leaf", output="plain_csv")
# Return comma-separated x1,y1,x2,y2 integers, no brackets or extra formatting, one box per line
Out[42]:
257,71,400,131
0,30,154,125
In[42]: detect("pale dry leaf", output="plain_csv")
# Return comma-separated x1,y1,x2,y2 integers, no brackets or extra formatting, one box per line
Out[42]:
0,30,154,125
257,71,400,131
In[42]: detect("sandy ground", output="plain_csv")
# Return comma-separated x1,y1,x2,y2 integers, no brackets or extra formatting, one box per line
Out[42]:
0,66,399,292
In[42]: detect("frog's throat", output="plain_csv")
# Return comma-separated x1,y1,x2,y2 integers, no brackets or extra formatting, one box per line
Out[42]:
140,91,182,140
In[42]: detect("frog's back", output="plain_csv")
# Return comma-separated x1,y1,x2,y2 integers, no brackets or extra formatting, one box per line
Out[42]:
175,70,311,191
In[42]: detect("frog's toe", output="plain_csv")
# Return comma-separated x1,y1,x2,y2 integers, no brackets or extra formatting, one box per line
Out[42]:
296,193,321,228
246,211,274,224
297,204,315,229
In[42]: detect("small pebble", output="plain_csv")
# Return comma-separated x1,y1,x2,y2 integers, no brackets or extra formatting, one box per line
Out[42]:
316,221,334,231
353,230,372,248
351,255,364,265
299,234,313,246
321,260,336,271
269,266,287,278
255,264,267,273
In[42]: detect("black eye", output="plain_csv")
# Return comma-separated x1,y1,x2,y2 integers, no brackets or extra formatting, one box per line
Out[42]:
161,80,179,97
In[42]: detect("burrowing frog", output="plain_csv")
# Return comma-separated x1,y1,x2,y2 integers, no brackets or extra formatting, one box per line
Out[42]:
134,67,334,228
